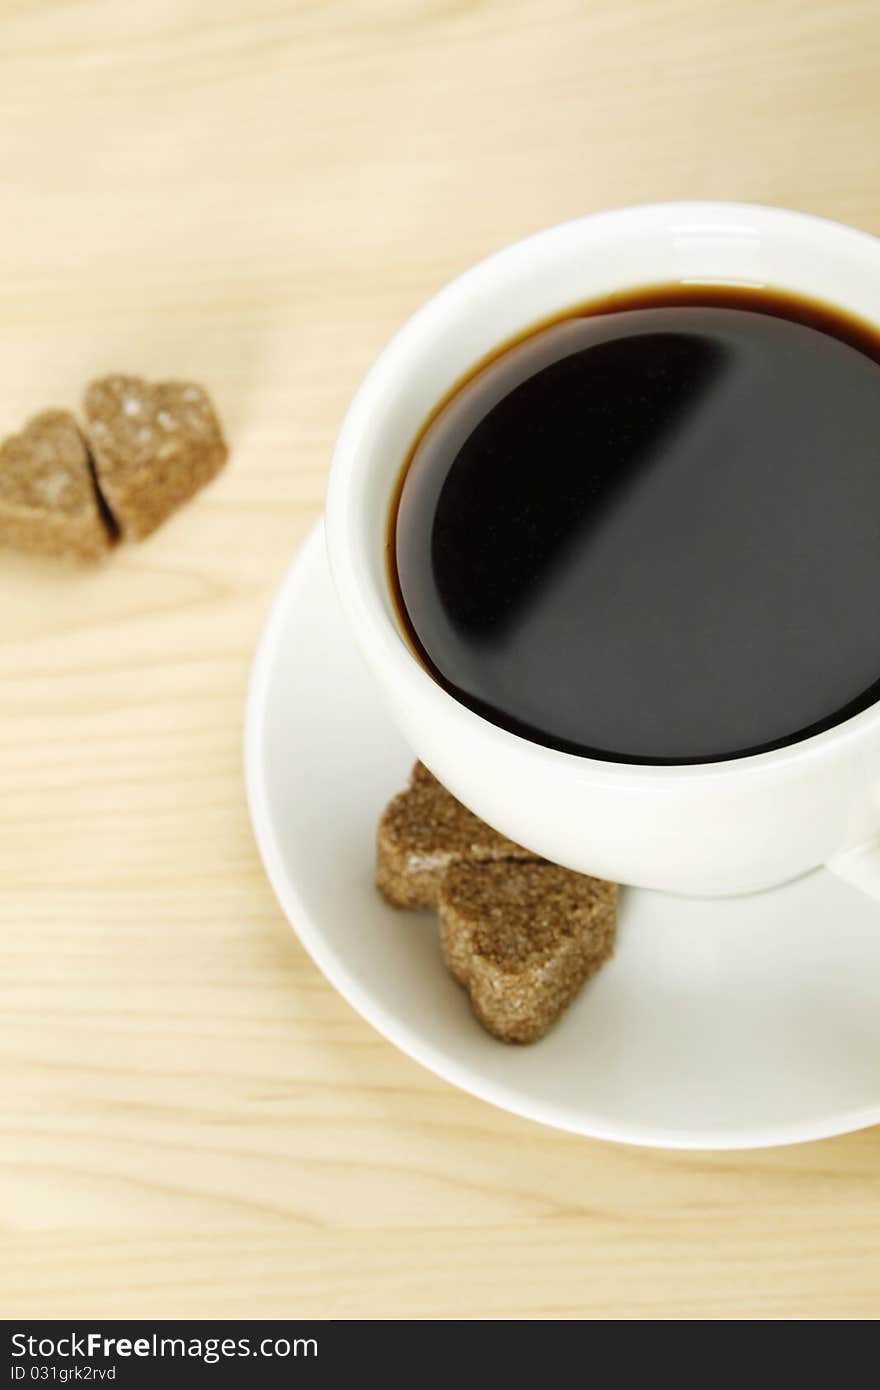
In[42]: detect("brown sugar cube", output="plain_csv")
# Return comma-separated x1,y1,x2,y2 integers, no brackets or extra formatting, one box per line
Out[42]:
0,410,113,561
83,374,227,540
377,762,535,910
409,761,438,787
440,861,617,1044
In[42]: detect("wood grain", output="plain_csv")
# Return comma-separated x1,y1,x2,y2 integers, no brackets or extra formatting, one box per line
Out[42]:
1,0,879,1320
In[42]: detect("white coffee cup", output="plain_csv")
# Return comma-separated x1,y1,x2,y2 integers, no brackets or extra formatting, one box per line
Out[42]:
326,202,880,898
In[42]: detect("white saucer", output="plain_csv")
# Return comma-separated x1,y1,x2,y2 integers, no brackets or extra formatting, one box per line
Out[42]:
245,522,880,1150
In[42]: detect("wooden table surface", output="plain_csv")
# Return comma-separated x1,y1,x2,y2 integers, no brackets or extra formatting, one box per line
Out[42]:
1,0,879,1321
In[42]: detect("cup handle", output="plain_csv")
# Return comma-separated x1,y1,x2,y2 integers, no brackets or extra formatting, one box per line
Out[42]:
827,834,880,902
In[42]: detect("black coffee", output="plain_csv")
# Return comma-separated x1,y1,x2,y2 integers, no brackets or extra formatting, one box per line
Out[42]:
389,285,880,764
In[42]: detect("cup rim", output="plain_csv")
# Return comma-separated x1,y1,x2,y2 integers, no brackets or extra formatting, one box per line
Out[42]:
326,200,880,785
